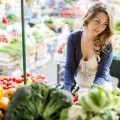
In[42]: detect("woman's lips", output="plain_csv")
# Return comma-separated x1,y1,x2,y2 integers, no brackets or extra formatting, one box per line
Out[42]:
94,29,99,33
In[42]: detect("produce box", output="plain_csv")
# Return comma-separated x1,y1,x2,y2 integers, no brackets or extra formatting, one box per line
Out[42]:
0,64,20,76
110,60,120,87
28,44,37,55
0,66,7,74
0,52,17,62
36,40,47,59
19,54,36,69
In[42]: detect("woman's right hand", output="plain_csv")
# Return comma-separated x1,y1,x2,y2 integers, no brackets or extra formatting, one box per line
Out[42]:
65,91,74,101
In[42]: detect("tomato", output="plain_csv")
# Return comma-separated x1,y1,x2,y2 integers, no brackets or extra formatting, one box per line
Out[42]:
3,86,8,90
3,77,10,81
15,78,22,83
73,94,78,103
11,77,16,82
26,73,31,77
20,74,24,78
39,74,45,79
2,80,7,85
6,82,11,86
32,78,36,82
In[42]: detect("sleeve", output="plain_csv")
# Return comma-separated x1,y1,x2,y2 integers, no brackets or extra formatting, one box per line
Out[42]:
93,44,113,85
64,33,76,92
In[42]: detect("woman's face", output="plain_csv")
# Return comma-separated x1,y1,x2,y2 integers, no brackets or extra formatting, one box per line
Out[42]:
86,12,108,37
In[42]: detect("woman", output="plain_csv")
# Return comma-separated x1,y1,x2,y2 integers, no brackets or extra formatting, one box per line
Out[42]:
64,2,114,93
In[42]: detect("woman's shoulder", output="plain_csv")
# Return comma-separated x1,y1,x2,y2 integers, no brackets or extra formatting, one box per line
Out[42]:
67,30,82,43
68,30,82,37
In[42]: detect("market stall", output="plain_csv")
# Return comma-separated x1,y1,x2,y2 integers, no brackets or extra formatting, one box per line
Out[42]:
0,0,120,119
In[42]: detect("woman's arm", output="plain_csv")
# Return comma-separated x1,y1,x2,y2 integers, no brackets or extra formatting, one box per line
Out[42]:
93,44,113,85
64,33,76,92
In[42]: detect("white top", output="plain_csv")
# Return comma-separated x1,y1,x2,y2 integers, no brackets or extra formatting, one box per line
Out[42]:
76,54,100,89
76,54,113,94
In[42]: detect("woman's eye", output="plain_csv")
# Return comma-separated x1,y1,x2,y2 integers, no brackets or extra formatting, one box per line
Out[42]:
95,20,99,23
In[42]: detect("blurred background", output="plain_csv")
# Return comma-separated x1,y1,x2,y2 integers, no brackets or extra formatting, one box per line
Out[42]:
0,0,120,88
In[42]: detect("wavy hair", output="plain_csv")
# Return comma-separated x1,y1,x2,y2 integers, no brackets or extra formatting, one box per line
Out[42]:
83,2,114,55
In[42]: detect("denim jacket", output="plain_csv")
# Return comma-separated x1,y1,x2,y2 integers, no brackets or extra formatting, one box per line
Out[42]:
64,31,113,92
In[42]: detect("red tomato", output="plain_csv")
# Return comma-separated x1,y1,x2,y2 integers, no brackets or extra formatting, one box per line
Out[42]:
26,73,31,77
3,77,10,81
15,78,22,83
21,74,24,78
11,77,16,82
2,80,7,85
39,74,45,79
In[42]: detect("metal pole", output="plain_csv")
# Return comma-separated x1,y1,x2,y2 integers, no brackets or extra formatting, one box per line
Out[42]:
21,0,26,84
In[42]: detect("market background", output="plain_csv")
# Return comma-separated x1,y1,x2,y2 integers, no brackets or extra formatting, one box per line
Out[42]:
0,0,120,119
0,0,120,87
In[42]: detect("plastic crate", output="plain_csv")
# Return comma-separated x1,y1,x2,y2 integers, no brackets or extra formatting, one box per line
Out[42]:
110,60,120,87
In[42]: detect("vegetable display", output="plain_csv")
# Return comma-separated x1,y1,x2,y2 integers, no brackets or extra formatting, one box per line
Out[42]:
4,82,72,120
60,84,120,120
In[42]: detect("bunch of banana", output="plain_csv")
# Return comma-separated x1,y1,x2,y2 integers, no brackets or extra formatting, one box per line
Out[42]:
76,84,120,114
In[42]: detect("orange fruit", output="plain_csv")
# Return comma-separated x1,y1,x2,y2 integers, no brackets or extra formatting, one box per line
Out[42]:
3,88,16,96
0,87,3,98
0,97,10,111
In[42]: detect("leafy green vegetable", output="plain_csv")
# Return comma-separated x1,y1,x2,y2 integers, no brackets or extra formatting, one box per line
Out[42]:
112,87,120,96
43,88,73,120
5,85,36,120
0,23,6,29
31,82,50,117
76,84,119,114
60,105,87,120
5,82,50,120
101,110,119,120
7,14,18,23
5,82,72,120
60,108,69,120
114,21,120,31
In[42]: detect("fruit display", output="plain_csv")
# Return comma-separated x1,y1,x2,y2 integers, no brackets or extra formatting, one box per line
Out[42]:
2,18,11,25
2,12,18,25
0,22,56,75
61,8,84,17
57,42,66,56
0,73,47,119
0,35,10,43
0,73,47,90
0,86,16,120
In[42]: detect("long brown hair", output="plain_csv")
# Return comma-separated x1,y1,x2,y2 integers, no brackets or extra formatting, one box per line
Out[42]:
83,2,114,55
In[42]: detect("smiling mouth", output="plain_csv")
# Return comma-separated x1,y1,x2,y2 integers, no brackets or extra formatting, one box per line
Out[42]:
94,29,99,33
